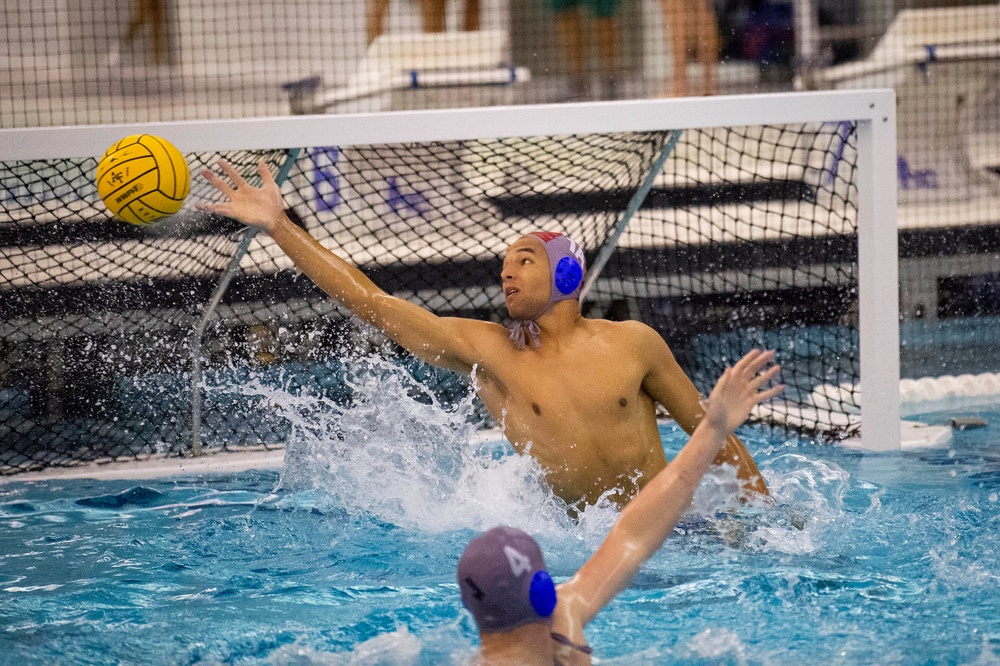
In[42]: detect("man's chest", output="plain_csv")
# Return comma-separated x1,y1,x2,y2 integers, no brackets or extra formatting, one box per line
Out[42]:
481,347,649,417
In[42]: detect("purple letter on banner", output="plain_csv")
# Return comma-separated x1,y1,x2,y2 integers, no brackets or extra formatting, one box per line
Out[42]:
311,147,341,211
387,176,428,215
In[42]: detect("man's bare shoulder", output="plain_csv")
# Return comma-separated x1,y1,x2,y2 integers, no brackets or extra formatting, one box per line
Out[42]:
585,317,666,346
445,316,508,335
444,316,511,348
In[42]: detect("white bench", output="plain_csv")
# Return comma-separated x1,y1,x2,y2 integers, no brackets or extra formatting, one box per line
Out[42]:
821,5,1000,85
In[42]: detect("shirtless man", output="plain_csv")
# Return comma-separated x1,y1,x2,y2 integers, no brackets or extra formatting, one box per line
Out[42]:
459,350,783,664
198,161,770,508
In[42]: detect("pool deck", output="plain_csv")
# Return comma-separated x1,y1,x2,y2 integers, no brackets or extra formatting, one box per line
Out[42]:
0,428,509,484
2,446,288,484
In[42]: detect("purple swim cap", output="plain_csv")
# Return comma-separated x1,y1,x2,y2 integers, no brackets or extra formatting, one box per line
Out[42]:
457,526,558,634
527,231,587,313
508,232,587,349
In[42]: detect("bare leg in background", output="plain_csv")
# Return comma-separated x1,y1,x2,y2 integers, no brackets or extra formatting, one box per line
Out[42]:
660,0,718,97
555,9,588,99
367,0,392,44
594,15,621,99
123,0,168,65
420,0,448,32
464,0,481,31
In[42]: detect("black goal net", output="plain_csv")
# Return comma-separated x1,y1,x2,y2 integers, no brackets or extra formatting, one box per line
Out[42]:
0,120,859,474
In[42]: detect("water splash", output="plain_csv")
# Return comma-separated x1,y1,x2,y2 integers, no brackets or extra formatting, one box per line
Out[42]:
268,628,423,665
685,627,748,662
232,355,579,537
738,452,852,554
219,357,861,562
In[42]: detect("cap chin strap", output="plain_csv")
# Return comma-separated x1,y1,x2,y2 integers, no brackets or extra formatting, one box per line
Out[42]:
509,290,577,350
509,319,542,350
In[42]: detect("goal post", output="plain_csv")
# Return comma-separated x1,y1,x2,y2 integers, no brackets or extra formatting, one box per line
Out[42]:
856,109,900,452
0,89,899,475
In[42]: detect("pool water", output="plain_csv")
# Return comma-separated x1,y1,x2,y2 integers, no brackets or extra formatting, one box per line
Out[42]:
2,362,999,664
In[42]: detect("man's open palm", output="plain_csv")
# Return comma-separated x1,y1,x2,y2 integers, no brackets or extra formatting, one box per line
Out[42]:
704,350,783,435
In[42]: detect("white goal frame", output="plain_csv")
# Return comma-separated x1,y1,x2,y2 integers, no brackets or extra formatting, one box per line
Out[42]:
1,89,900,451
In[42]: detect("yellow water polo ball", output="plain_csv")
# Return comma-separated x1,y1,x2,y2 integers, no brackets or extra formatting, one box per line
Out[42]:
96,134,191,225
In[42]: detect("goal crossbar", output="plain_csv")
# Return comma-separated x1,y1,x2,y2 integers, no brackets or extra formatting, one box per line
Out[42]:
5,90,892,159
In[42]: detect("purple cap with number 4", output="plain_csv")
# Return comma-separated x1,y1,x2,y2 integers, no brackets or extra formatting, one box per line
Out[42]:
457,526,558,634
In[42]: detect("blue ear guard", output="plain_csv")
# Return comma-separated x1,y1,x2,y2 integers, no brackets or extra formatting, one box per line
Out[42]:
529,570,557,617
554,256,583,295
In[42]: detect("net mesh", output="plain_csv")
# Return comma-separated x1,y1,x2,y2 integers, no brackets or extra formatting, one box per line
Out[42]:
0,121,859,475
1,150,291,473
601,123,860,434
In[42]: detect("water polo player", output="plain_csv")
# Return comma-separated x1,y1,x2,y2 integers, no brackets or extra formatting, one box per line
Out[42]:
459,350,783,664
198,161,770,508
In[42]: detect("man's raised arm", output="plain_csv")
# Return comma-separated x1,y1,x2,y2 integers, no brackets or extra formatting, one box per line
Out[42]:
638,325,770,497
197,161,482,374
556,350,783,630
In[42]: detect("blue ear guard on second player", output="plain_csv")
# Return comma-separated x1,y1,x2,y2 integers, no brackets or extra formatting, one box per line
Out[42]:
459,568,556,618
554,256,584,296
529,569,557,617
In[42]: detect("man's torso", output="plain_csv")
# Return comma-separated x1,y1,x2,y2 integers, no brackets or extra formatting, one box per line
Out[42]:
470,318,667,506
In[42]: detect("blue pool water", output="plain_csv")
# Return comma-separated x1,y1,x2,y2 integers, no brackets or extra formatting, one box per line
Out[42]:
1,362,999,664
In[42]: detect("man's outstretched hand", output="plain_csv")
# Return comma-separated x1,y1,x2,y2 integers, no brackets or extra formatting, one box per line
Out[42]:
703,350,784,437
196,160,285,233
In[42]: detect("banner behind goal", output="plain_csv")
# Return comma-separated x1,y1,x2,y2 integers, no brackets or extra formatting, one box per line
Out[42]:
0,91,898,474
